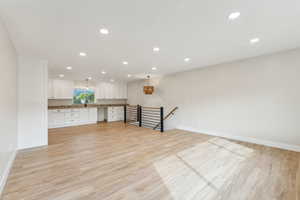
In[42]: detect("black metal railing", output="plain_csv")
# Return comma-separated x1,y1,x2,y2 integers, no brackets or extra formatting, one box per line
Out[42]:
124,105,164,132
141,106,163,132
124,105,139,124
153,106,178,130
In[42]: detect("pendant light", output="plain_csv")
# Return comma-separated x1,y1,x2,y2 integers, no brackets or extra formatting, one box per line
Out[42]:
143,75,154,95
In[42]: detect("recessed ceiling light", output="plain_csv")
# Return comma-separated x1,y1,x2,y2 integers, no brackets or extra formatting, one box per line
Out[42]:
101,71,106,74
153,47,160,52
110,79,114,82
66,66,72,70
122,61,128,65
152,67,157,71
79,52,87,57
100,28,109,35
250,38,260,44
228,12,240,20
87,77,92,80
59,74,64,78
184,58,191,62
127,74,132,77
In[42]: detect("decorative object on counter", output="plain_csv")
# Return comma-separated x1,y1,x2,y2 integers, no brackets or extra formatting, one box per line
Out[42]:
73,78,95,104
143,75,154,95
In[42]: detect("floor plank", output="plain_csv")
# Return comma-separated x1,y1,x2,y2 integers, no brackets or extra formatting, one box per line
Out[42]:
1,122,299,200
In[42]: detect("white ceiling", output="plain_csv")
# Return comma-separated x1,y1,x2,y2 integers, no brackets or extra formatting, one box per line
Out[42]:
1,0,300,82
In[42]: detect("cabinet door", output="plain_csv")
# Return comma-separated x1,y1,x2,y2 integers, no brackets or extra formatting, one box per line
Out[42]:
116,82,124,99
79,108,89,123
53,80,64,98
110,83,117,99
48,110,55,128
96,81,127,99
71,110,80,124
88,108,98,122
113,82,127,99
97,108,105,121
63,81,74,99
116,106,124,121
96,82,105,99
118,82,127,99
107,107,124,121
53,110,65,127
107,107,114,122
122,83,127,99
53,79,74,99
64,112,73,126
48,79,54,99
105,83,114,99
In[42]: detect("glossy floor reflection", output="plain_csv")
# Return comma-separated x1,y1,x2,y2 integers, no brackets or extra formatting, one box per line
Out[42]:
154,138,254,200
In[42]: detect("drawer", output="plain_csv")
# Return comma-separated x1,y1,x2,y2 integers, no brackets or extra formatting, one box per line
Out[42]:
50,109,62,113
72,113,80,119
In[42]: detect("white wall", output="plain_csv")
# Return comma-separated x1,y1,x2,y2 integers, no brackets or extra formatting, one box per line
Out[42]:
0,18,17,195
128,48,300,151
18,57,48,149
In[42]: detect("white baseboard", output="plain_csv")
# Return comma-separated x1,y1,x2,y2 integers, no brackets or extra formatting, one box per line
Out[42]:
176,126,300,152
0,150,17,197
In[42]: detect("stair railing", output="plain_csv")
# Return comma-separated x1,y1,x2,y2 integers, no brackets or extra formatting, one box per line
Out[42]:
153,107,178,130
124,105,178,132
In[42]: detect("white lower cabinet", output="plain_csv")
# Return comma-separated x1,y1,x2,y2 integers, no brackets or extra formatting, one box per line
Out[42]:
107,106,124,122
97,108,105,122
48,108,98,128
88,107,98,122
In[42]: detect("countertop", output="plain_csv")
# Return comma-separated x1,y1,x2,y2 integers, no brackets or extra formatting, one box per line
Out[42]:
48,104,127,110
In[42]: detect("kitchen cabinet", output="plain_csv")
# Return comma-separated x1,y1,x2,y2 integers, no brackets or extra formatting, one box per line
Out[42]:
52,79,74,99
95,82,106,99
97,108,105,122
119,83,127,99
48,79,54,99
48,108,98,128
48,79,74,99
96,81,127,99
107,106,124,122
48,79,127,99
88,107,98,122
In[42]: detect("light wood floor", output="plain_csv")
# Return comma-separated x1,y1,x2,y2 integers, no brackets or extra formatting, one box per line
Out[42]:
2,122,300,200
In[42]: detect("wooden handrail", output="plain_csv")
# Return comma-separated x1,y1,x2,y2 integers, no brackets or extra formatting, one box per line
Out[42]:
142,106,161,109
127,105,138,107
153,107,178,130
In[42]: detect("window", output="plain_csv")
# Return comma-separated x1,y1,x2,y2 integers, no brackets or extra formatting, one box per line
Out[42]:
73,88,95,104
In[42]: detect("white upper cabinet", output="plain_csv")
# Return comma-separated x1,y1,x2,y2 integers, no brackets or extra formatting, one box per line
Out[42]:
120,82,127,99
49,79,74,99
48,79,54,99
105,82,114,99
95,82,106,99
48,79,127,99
95,81,127,99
